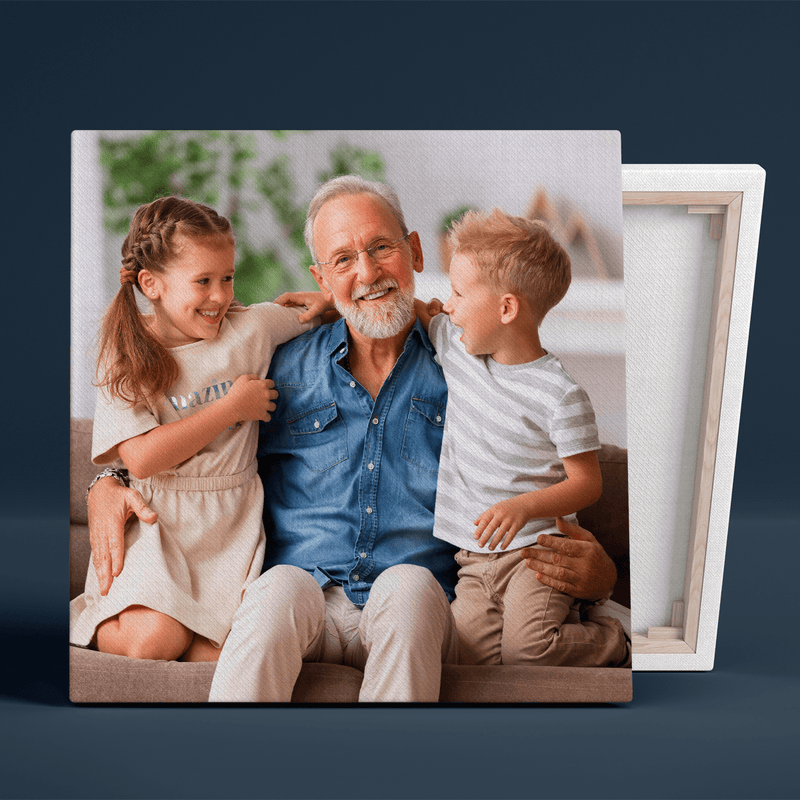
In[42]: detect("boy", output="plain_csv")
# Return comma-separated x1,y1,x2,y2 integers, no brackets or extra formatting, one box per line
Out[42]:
425,208,626,666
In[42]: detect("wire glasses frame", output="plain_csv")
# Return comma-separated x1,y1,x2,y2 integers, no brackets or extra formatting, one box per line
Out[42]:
315,233,411,268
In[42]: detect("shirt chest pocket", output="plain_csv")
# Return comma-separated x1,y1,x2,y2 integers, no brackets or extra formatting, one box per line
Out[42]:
287,402,349,473
401,397,446,473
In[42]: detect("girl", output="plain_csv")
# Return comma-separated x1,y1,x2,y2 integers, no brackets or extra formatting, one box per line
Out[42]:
70,196,315,662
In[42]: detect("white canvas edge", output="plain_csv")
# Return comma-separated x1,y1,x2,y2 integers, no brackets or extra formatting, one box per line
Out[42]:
622,165,765,671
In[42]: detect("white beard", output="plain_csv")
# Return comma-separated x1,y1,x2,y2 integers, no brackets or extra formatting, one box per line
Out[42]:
332,277,416,339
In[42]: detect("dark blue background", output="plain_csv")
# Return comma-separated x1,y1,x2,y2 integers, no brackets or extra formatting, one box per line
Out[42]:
2,2,798,798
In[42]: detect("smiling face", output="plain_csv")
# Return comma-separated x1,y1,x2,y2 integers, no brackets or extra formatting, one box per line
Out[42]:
143,235,235,348
442,252,505,356
310,193,423,340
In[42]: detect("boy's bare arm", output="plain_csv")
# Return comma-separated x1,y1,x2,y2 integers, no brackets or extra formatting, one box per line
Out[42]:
475,450,602,551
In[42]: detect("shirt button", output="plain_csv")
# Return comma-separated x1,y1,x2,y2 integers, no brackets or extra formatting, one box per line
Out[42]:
360,551,367,558
350,381,356,388
368,462,374,471
339,347,346,353
436,415,442,422
313,420,320,429
366,507,373,514
353,574,360,581
372,417,379,425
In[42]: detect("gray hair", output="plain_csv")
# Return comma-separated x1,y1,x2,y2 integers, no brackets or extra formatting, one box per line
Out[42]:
304,175,409,263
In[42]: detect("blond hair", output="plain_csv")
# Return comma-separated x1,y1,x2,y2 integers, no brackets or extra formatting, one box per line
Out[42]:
448,208,571,321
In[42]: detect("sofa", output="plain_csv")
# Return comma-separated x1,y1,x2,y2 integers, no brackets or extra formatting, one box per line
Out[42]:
70,417,632,703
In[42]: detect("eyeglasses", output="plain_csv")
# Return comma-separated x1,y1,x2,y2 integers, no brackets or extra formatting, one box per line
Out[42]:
316,233,410,269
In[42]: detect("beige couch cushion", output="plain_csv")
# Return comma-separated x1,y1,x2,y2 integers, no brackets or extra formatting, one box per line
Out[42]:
69,646,631,704
439,664,632,703
69,648,364,703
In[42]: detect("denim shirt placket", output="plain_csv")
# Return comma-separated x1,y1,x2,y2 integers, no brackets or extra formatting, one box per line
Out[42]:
335,332,424,606
334,337,408,608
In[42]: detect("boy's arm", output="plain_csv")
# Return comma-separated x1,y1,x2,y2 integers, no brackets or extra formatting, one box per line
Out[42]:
116,375,278,479
475,450,602,551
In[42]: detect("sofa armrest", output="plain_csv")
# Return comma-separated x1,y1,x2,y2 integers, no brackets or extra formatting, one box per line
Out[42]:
71,524,91,601
577,443,630,608
70,418,95,526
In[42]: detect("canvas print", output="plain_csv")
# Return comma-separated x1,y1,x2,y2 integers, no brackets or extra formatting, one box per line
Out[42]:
70,130,631,703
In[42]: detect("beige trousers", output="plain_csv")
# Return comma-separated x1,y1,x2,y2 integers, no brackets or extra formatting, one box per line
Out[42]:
451,548,629,667
208,563,459,703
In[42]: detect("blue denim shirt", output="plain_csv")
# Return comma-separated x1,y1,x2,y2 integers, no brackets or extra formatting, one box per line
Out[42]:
257,317,457,606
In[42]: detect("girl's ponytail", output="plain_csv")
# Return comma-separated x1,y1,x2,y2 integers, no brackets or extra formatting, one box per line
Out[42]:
96,197,233,406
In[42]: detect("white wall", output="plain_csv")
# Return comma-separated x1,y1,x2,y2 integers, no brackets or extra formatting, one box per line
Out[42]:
72,131,106,420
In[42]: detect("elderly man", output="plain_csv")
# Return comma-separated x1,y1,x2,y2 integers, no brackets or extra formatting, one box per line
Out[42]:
87,175,624,703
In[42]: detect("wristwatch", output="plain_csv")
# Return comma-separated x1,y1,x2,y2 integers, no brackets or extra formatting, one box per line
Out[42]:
85,467,130,502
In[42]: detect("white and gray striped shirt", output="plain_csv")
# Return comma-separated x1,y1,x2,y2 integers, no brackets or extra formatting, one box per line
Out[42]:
429,313,600,552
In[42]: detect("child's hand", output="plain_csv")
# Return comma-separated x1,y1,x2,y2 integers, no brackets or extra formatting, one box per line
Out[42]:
413,297,446,333
222,375,279,423
427,297,446,317
274,291,334,324
474,497,532,551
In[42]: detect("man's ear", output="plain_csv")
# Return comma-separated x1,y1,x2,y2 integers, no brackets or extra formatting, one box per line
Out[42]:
499,293,521,325
310,264,334,302
138,269,159,300
408,231,424,274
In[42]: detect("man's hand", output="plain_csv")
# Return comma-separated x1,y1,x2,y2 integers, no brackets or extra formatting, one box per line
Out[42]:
519,516,617,601
474,497,530,550
87,476,157,596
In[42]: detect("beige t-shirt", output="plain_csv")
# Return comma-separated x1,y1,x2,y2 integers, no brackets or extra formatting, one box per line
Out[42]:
92,302,311,476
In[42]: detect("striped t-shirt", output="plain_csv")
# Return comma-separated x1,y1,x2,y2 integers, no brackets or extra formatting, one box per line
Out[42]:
428,313,600,552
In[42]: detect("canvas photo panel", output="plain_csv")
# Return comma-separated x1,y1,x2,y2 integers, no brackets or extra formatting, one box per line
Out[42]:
71,130,631,703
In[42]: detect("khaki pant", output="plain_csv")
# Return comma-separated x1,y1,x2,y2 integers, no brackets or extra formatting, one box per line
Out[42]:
208,563,459,702
451,548,629,667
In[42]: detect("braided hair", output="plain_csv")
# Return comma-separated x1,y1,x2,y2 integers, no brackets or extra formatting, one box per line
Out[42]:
96,197,234,406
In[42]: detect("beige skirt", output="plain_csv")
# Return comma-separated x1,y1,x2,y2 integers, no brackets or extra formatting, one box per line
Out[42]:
70,461,266,649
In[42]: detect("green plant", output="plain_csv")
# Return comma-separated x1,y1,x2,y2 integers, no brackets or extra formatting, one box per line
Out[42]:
100,130,222,235
317,143,386,186
98,131,387,305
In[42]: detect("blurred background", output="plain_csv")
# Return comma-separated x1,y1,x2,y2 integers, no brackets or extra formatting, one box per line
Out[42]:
72,129,625,448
